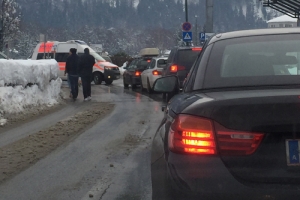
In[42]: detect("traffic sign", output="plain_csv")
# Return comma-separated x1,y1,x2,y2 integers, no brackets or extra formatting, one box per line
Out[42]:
182,22,192,32
200,32,206,41
200,32,215,41
182,32,192,42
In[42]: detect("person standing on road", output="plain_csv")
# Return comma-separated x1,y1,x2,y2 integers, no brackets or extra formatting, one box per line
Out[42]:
65,48,80,101
65,49,73,98
78,48,95,101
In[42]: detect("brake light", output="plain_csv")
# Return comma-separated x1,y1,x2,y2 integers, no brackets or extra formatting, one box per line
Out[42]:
147,60,151,63
168,115,216,155
192,47,202,51
152,70,161,75
135,71,141,76
215,123,264,156
170,65,185,73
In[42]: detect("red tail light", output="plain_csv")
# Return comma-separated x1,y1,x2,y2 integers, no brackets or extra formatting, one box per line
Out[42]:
152,70,161,75
192,47,202,51
168,115,216,155
215,123,264,156
168,114,264,156
170,65,185,73
135,71,141,76
147,60,151,63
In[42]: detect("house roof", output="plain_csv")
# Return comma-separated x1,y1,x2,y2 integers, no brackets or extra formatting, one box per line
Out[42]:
267,15,297,23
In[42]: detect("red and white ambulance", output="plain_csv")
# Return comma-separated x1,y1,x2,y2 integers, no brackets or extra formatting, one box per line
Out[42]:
31,40,120,85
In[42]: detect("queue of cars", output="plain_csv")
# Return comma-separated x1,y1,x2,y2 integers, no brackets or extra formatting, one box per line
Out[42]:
151,28,300,199
123,48,160,89
123,47,202,95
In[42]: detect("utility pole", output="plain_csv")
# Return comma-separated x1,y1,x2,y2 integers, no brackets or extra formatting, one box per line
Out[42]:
195,15,198,46
0,0,4,52
185,0,188,22
206,0,214,33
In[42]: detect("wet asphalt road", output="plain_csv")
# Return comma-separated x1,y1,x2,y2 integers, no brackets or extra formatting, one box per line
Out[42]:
0,79,165,200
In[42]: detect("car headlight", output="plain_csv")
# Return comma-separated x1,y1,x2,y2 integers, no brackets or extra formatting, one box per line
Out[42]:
105,67,112,70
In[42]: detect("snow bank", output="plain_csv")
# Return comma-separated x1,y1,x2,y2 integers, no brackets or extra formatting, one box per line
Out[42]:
0,59,59,90
0,59,62,126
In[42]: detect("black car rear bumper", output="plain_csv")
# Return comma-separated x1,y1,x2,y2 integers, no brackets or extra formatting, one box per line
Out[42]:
131,76,141,85
159,152,300,199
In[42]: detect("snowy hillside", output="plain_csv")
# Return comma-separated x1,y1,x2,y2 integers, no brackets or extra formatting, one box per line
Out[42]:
13,0,282,56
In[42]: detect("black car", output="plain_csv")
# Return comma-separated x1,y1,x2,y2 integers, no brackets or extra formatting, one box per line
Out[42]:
151,28,300,200
163,46,202,88
123,57,152,89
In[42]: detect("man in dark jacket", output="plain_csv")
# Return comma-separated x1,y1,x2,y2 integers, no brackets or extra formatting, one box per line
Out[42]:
78,48,95,101
65,48,79,101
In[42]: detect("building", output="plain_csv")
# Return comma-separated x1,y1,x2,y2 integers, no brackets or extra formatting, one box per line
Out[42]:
267,15,297,28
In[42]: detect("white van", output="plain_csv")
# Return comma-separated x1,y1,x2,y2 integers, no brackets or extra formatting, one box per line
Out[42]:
31,40,120,85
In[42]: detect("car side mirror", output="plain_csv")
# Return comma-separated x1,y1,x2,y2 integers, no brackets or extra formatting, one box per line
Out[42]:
153,76,179,93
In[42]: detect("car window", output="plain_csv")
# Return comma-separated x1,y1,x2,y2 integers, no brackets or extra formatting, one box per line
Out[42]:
148,60,156,69
176,50,200,70
38,53,55,60
157,59,167,68
202,34,300,90
167,49,175,64
137,59,150,69
55,53,69,62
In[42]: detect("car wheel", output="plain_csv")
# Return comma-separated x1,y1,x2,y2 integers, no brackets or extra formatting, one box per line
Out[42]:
123,78,129,88
93,72,103,85
105,79,113,85
147,78,152,94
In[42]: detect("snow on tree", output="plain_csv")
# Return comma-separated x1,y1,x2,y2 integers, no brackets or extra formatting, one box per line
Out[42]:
0,0,21,51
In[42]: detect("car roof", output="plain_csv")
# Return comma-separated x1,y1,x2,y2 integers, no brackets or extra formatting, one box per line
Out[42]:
208,28,300,45
175,46,202,50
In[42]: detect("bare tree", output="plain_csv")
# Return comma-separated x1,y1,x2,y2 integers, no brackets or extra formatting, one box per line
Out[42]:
0,0,20,51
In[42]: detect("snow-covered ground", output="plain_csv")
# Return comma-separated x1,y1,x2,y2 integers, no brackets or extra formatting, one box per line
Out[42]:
0,59,62,126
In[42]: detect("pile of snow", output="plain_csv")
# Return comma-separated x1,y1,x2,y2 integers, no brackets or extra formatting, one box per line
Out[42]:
0,59,59,90
0,59,62,126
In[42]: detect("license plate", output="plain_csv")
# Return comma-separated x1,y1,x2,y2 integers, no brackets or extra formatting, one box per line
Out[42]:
286,140,300,166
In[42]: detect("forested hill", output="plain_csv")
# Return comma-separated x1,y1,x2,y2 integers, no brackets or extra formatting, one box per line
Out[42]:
14,0,280,57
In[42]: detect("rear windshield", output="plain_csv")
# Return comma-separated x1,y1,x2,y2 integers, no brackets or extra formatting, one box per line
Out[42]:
203,34,300,89
176,50,200,69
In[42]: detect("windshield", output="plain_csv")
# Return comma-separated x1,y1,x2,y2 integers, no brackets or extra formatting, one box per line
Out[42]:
89,51,106,62
177,50,200,70
203,34,300,89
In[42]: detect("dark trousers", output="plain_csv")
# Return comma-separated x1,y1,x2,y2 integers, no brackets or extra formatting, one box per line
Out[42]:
81,75,92,99
69,75,79,99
